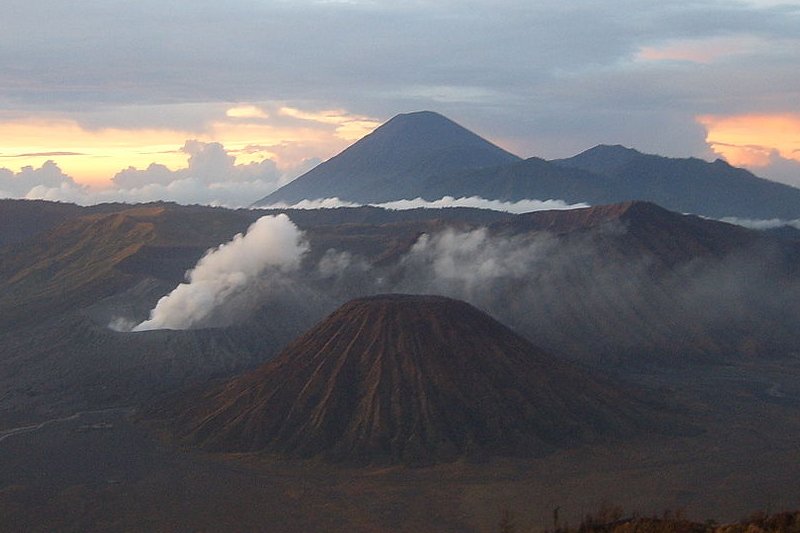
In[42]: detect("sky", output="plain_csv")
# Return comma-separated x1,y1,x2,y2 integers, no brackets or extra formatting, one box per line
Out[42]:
1,0,799,206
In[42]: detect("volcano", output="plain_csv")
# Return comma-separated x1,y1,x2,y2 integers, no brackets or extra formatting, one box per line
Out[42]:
254,111,521,205
173,294,670,465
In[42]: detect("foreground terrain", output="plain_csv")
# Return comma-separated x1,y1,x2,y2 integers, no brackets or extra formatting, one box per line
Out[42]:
1,358,800,531
2,199,800,531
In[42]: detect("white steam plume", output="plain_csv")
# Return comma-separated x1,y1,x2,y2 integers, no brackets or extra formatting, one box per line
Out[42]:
132,214,308,331
401,227,551,295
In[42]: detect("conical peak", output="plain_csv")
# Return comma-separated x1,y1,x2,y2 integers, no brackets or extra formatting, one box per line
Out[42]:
255,110,520,205
173,294,667,465
380,110,459,130
363,111,503,151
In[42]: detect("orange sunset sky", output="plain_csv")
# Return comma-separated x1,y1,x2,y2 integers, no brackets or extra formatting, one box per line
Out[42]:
0,106,380,187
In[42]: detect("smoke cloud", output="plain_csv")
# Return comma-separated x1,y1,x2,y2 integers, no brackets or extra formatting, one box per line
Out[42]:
117,207,800,365
398,228,553,296
401,228,800,362
299,221,800,364
132,214,308,331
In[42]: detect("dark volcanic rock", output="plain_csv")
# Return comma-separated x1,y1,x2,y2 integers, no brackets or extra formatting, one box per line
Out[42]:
174,294,669,465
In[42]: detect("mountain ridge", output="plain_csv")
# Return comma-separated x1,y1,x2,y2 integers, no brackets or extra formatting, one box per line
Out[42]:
553,144,800,219
257,111,800,220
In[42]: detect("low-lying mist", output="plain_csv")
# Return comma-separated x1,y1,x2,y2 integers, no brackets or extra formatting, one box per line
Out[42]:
259,195,588,213
122,212,800,364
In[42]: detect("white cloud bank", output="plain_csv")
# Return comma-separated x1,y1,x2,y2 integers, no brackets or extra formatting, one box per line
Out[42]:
261,196,588,214
720,216,800,230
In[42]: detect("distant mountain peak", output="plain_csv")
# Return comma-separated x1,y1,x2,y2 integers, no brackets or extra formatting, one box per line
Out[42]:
355,110,513,154
587,144,641,155
255,111,520,205
377,110,482,136
386,109,452,121
553,145,800,219
554,144,642,175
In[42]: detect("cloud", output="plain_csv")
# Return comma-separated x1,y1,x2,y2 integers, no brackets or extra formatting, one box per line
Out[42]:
259,197,363,210
1,140,301,207
112,163,178,188
4,159,588,211
112,140,281,188
259,195,588,213
1,1,799,186
103,177,286,208
279,107,381,141
0,104,377,188
0,160,82,197
326,222,800,361
398,227,551,297
697,113,800,186
8,151,86,158
226,105,269,119
376,196,588,213
697,113,800,165
636,35,768,64
105,205,800,363
719,216,800,231
132,214,309,331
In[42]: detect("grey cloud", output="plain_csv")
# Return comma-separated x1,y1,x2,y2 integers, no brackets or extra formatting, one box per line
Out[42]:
754,152,800,188
259,196,587,213
112,140,281,189
113,163,177,188
1,141,289,207
2,1,796,106
324,222,800,362
7,151,86,158
1,1,798,170
0,161,80,197
125,216,800,363
720,216,800,230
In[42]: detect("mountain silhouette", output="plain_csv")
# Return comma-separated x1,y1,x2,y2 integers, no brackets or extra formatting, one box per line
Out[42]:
172,294,670,465
257,110,800,219
416,156,617,204
255,111,520,205
419,145,800,219
553,145,800,219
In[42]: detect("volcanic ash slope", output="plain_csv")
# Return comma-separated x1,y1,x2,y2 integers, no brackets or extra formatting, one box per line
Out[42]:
173,294,679,465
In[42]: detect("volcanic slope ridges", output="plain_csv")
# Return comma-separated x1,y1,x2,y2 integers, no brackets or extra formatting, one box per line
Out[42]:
174,294,672,465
